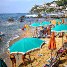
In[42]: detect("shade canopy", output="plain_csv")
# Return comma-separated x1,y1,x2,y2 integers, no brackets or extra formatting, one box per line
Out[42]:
9,37,44,54
51,24,67,32
56,19,62,23
30,21,51,27
30,22,41,27
41,21,51,26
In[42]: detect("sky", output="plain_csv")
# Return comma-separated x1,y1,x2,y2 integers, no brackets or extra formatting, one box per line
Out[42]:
0,0,54,13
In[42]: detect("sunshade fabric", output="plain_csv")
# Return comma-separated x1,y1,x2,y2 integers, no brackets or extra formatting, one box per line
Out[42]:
51,24,67,32
9,37,44,54
30,21,51,27
56,19,62,23
30,22,41,27
41,21,51,26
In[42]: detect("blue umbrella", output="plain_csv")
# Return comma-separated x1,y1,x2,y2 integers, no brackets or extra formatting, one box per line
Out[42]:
30,22,41,27
30,21,51,27
41,21,51,26
51,24,67,47
56,19,62,23
51,24,67,32
9,37,45,54
55,19,62,25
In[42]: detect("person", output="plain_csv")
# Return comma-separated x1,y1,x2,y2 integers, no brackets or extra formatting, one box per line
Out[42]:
22,53,31,64
34,27,38,37
47,26,51,35
62,18,64,24
22,54,26,64
10,54,16,67
22,25,26,31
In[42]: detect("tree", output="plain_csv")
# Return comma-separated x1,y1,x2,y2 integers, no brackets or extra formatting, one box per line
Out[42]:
46,8,55,13
30,5,39,13
56,0,67,6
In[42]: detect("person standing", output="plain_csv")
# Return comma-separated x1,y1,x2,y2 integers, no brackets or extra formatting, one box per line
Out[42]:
10,54,16,67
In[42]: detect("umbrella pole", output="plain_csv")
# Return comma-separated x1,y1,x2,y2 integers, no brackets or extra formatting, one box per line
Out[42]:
62,32,64,48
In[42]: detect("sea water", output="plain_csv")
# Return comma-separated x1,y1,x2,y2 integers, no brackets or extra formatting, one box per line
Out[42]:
0,13,67,55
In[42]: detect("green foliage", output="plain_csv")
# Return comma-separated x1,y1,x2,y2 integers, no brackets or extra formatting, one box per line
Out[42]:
56,0,67,6
46,8,55,13
30,5,39,13
30,0,67,14
46,3,51,6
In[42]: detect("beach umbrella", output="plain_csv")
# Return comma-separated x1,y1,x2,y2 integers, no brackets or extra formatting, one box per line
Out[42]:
51,24,67,47
0,58,7,67
41,21,51,26
30,21,51,37
51,24,67,32
30,22,41,27
48,32,56,66
30,21,51,27
8,37,44,54
55,19,62,25
56,19,62,23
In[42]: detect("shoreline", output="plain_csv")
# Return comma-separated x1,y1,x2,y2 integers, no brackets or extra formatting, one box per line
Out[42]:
0,19,67,67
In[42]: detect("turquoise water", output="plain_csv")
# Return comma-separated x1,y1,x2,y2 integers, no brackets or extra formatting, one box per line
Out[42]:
0,13,67,54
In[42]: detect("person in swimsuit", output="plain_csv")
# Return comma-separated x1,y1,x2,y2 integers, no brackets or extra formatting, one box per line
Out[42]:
10,54,16,67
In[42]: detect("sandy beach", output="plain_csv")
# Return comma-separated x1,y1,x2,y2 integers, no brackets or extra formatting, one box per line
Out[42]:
0,0,67,66
3,27,67,67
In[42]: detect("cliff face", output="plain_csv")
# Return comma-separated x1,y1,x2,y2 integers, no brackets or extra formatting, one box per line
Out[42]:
30,0,67,14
